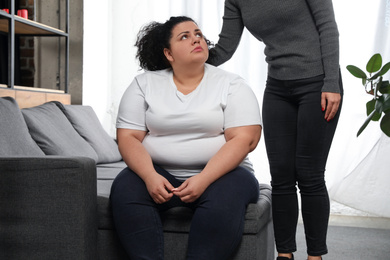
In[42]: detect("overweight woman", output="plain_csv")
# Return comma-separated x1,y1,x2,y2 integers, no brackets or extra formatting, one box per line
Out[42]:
110,16,262,260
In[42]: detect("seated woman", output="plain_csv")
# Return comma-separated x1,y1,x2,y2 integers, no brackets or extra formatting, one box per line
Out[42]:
110,16,262,260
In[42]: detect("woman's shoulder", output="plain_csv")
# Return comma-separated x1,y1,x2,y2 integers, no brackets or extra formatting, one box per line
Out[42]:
135,69,171,80
133,69,172,86
205,64,247,88
205,64,242,81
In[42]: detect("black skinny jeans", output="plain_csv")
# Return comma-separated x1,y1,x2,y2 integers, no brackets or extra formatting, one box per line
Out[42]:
262,74,342,256
110,165,259,260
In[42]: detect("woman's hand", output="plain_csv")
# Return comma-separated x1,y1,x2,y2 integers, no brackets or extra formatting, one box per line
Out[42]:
144,174,175,204
172,173,210,203
321,92,341,121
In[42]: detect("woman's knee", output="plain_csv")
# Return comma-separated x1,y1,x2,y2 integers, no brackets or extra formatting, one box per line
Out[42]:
112,168,138,191
297,177,327,196
204,167,259,205
110,167,150,204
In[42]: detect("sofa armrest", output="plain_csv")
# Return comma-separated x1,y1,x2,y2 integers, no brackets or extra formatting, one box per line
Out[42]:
0,156,98,260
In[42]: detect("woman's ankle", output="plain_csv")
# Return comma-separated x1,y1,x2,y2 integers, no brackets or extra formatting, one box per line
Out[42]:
307,256,322,260
277,253,294,259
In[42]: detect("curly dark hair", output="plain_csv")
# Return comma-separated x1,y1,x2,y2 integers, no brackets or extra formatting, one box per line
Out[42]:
135,16,214,71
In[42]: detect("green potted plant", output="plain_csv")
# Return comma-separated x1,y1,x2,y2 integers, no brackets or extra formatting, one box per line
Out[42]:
346,53,390,137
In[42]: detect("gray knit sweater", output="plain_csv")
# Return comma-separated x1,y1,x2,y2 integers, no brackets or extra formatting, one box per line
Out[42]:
208,0,341,93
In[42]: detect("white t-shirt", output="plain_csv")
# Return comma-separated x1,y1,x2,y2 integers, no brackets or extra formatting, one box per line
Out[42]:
116,64,262,180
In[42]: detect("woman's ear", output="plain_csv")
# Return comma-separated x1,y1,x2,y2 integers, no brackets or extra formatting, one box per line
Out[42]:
164,48,174,62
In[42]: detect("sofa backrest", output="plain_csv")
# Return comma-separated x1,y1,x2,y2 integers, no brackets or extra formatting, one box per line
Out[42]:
0,96,45,156
57,103,122,164
22,102,99,162
0,96,122,164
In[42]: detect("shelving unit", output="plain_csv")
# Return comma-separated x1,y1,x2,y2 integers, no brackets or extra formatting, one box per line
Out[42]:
0,0,70,105
0,16,67,36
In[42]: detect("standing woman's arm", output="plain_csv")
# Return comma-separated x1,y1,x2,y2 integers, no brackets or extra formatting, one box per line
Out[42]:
306,0,342,120
306,0,340,94
207,0,245,66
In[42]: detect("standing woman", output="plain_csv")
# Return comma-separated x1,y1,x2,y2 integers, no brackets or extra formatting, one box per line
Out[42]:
207,1,342,260
111,16,262,260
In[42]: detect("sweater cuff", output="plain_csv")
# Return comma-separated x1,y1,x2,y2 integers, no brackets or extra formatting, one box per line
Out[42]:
321,78,341,93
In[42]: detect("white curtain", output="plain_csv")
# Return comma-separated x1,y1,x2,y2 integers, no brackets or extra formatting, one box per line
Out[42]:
328,0,390,217
83,0,390,217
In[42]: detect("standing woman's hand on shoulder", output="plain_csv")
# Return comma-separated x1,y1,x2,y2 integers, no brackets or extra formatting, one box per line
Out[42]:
321,92,341,121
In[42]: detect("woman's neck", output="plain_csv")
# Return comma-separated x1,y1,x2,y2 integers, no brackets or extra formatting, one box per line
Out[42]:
172,64,205,95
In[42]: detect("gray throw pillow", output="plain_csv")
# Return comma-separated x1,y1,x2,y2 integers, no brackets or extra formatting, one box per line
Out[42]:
0,96,45,156
22,102,98,162
57,104,122,164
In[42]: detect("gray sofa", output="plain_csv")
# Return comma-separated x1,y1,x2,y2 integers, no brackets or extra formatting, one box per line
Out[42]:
0,96,274,260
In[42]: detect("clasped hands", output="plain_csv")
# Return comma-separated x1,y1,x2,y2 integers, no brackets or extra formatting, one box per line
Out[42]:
144,173,209,204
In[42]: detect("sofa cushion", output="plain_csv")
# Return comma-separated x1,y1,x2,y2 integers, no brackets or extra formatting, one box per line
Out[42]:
96,161,127,229
97,161,127,180
0,96,44,156
56,104,122,164
22,102,98,162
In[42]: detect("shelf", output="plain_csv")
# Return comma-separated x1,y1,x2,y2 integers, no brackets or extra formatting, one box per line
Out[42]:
1,85,65,93
0,86,71,108
0,0,69,94
0,16,66,36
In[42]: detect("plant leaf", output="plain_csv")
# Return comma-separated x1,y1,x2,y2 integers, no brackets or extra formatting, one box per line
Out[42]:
380,94,390,113
380,112,390,137
346,65,367,81
371,61,390,79
366,53,382,73
357,109,377,137
378,61,390,76
375,94,390,115
367,99,374,114
367,99,381,121
379,80,390,94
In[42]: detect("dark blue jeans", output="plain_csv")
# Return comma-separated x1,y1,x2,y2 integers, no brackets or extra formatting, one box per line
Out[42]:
110,165,259,260
262,74,342,256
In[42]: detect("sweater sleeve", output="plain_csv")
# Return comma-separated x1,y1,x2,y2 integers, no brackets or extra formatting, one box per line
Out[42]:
306,0,341,93
207,0,244,66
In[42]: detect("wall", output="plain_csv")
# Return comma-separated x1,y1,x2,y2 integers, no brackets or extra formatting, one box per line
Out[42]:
83,0,112,132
